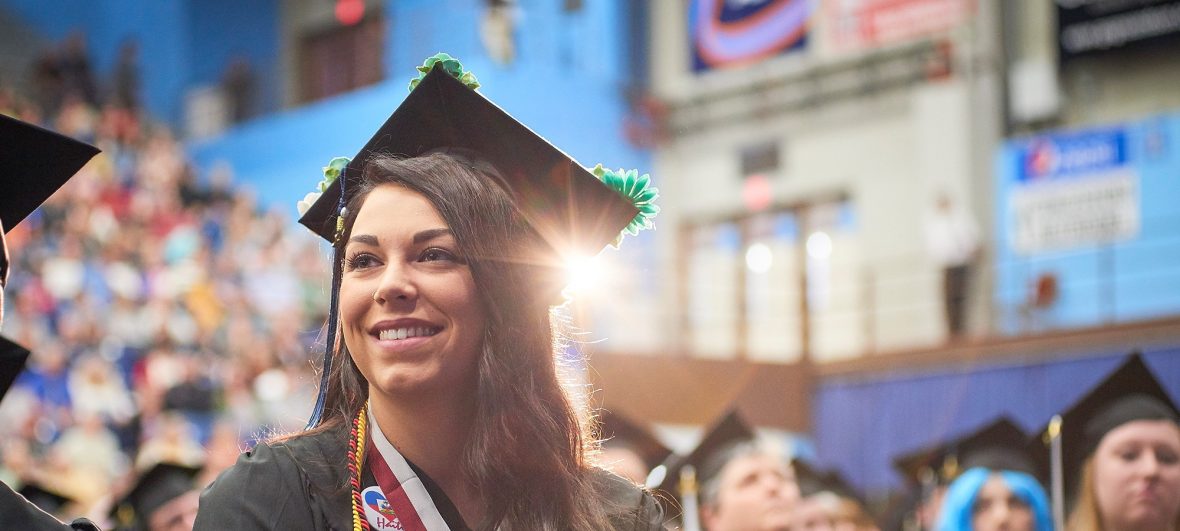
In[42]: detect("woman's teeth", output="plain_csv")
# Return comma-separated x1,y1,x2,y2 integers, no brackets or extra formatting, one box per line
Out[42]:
378,327,438,341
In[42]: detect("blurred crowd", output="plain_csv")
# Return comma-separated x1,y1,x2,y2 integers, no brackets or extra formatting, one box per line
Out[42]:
1,42,325,522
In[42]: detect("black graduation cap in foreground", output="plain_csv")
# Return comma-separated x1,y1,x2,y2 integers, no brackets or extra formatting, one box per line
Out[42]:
893,416,1039,489
0,114,100,238
297,62,638,264
1030,353,1179,509
0,335,31,401
109,462,202,530
17,481,76,516
0,114,99,402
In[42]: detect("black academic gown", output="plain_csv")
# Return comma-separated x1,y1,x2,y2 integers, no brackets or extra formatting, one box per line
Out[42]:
0,481,100,530
194,422,663,530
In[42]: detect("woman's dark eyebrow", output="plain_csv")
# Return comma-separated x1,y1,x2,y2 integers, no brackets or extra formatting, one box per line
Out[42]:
413,228,452,244
347,234,379,247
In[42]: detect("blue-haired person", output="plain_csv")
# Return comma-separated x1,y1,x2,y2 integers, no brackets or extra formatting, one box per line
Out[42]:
936,466,1053,531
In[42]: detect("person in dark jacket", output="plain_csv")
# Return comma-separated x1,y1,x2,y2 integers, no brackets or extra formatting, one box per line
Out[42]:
196,53,662,530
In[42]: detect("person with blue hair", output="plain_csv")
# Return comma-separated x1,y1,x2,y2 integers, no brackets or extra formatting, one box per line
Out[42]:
936,466,1053,531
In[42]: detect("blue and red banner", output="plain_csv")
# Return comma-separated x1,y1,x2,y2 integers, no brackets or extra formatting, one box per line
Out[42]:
690,0,811,72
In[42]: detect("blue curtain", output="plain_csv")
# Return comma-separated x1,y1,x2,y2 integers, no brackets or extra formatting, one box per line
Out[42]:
812,347,1180,493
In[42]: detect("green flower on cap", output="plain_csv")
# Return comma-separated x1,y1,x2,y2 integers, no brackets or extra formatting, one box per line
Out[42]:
297,156,351,217
592,164,659,246
409,52,480,92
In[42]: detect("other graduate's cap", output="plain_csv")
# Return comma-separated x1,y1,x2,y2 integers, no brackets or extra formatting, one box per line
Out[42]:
0,115,98,403
0,335,31,401
893,417,1038,489
1032,353,1179,505
297,54,649,262
598,409,673,472
655,409,757,497
109,462,202,530
17,482,76,515
0,114,99,236
793,458,862,501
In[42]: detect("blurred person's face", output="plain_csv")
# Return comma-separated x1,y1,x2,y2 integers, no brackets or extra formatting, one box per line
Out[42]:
340,185,484,400
1093,419,1180,531
148,490,200,531
971,475,1035,531
702,453,800,531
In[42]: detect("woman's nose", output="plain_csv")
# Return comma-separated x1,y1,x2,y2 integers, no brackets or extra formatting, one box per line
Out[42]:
373,263,417,304
1140,450,1163,478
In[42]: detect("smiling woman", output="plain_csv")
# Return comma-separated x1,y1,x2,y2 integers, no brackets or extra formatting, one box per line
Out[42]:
194,55,661,531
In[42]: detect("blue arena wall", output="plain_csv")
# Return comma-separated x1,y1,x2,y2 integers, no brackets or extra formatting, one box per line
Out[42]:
0,0,280,125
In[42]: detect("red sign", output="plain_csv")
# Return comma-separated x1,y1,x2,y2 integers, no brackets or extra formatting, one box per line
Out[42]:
827,0,974,52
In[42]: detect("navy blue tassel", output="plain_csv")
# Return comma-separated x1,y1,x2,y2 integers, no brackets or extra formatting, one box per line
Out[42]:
306,169,349,429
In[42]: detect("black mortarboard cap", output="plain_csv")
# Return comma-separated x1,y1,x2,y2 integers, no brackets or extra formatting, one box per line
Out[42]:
17,482,75,515
1031,353,1179,506
0,335,31,401
655,409,757,496
793,458,862,501
599,410,673,471
0,114,99,288
297,63,638,262
109,462,202,529
893,417,1038,488
0,114,99,233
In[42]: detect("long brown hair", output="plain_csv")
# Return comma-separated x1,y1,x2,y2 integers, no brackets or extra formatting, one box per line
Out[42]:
305,152,612,530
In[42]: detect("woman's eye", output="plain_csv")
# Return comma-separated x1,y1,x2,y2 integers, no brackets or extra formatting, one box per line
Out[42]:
345,253,380,270
1157,448,1179,465
419,247,463,264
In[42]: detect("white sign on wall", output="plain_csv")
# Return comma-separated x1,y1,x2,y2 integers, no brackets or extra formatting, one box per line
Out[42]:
1011,169,1139,254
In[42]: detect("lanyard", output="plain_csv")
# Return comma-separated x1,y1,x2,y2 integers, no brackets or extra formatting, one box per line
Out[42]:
367,437,430,531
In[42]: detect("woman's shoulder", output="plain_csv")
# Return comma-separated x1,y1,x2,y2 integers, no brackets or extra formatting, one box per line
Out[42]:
589,467,666,531
194,424,351,530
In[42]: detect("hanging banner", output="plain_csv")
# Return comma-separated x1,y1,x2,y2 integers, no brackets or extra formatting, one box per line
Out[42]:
827,0,974,53
1058,0,1180,60
690,0,811,73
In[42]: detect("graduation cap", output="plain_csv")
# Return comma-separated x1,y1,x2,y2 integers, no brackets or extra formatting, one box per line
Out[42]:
0,335,31,401
109,462,202,530
793,458,861,501
1031,353,1179,520
17,481,76,515
893,416,1039,490
597,410,673,480
654,409,757,498
297,56,642,259
298,54,656,429
0,114,99,237
0,115,98,401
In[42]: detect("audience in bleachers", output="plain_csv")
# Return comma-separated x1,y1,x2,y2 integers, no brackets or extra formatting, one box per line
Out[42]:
0,46,327,521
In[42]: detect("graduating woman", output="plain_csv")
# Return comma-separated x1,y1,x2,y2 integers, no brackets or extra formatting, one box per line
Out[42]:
194,55,663,530
1035,354,1180,531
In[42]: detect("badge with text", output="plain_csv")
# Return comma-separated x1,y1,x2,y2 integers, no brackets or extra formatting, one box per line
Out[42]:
362,486,405,530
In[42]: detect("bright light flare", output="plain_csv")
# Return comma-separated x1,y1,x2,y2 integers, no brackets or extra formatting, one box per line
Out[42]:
564,254,603,294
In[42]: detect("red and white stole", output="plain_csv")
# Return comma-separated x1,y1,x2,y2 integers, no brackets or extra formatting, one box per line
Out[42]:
361,407,452,531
